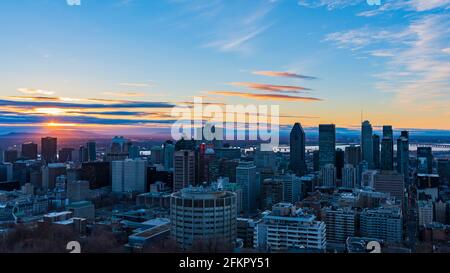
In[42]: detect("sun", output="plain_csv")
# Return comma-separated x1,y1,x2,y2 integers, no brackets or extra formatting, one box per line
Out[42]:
45,122,78,127
35,107,66,116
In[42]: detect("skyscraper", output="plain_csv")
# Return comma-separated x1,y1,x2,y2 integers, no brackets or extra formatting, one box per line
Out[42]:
345,145,361,166
319,124,336,169
87,141,96,162
163,141,175,170
381,126,394,171
4,149,18,163
79,146,88,163
361,120,374,168
59,148,74,163
236,161,258,215
396,131,409,183
342,164,356,189
21,142,38,160
41,137,57,163
372,134,380,169
320,163,336,188
173,150,196,192
335,148,345,180
437,159,450,185
417,147,433,174
289,122,306,176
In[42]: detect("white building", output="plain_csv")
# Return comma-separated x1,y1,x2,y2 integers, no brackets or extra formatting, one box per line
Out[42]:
112,159,147,193
360,207,403,243
170,185,237,250
254,203,326,251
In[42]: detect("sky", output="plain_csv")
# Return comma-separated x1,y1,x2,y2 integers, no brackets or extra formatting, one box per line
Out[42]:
0,0,449,136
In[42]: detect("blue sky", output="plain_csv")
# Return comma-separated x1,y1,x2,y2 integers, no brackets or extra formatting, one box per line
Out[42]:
0,0,449,135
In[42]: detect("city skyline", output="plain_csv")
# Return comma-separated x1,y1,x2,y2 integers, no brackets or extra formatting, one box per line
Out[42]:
1,0,450,136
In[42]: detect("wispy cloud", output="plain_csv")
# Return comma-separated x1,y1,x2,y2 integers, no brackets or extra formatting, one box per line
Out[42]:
230,82,312,93
17,88,55,96
297,0,365,10
204,24,272,52
358,0,450,17
208,90,322,101
101,91,146,97
325,14,450,110
0,97,175,109
252,70,317,79
118,82,152,87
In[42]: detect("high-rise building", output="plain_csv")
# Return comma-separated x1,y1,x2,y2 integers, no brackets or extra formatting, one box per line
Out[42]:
21,142,38,160
417,147,433,174
4,149,18,163
163,141,175,170
42,163,67,190
320,163,336,188
434,200,447,224
41,137,57,163
396,131,409,183
59,148,74,163
236,161,258,215
254,203,326,251
78,146,88,163
356,161,369,187
80,161,111,189
345,145,361,166
87,141,96,162
361,120,374,168
437,159,450,185
342,164,357,189
255,148,276,172
313,150,320,172
279,174,302,204
261,178,284,210
383,125,393,139
321,207,356,245
173,150,196,192
289,123,306,176
372,134,380,169
0,163,13,182
380,126,394,171
335,148,345,180
373,171,404,204
319,124,336,169
170,186,237,250
111,159,147,193
360,207,403,243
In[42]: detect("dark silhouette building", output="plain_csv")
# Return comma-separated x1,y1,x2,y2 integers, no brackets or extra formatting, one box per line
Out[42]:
41,137,57,163
289,122,307,176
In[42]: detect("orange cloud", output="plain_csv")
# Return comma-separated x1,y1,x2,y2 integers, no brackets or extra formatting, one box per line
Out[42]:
252,71,317,79
208,91,322,102
229,82,311,93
